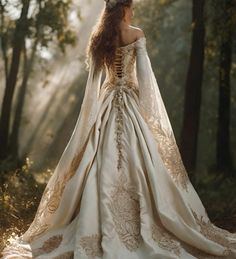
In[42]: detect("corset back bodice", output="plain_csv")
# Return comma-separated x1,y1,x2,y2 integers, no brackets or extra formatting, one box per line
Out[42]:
101,42,139,94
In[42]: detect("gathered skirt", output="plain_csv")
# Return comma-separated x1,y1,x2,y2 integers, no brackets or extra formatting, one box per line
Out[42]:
2,85,236,259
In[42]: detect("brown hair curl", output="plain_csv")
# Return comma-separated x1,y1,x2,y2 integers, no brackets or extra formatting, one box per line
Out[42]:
86,0,133,75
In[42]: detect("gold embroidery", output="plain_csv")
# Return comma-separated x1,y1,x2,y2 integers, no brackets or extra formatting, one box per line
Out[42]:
102,42,189,191
135,39,189,191
102,80,139,100
151,222,181,256
180,242,222,259
78,234,103,257
101,44,142,251
22,216,50,242
191,209,236,254
22,138,89,242
46,138,88,214
101,45,139,98
53,251,74,259
181,237,236,259
113,88,125,171
34,235,63,256
144,116,190,191
22,45,138,243
108,172,141,251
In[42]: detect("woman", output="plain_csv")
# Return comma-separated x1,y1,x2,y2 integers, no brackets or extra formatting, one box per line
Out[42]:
2,0,236,258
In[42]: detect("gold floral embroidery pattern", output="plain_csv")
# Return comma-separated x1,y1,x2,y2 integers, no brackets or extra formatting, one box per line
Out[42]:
22,44,138,243
157,132,189,191
108,46,138,170
21,216,50,243
144,117,190,192
108,172,141,251
136,39,189,191
191,208,236,255
106,47,142,251
53,251,74,258
151,222,181,256
182,233,236,259
113,87,125,171
34,235,63,256
180,241,222,259
102,80,139,100
22,138,89,242
78,234,103,257
46,138,89,213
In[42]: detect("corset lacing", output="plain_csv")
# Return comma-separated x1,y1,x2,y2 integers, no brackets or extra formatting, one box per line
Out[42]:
101,48,138,172
113,51,126,172
114,51,124,78
102,48,138,93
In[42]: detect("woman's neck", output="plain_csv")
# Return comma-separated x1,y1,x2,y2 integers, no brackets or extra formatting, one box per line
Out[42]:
119,20,130,30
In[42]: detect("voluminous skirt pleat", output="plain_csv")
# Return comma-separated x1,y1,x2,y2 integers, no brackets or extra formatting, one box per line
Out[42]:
2,87,236,259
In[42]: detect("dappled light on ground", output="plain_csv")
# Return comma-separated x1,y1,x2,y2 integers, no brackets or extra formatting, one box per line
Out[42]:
0,158,51,252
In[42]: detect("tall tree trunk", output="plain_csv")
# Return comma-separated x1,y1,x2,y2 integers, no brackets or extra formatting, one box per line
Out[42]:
9,37,39,162
0,0,30,160
180,0,205,174
0,2,9,82
216,0,233,173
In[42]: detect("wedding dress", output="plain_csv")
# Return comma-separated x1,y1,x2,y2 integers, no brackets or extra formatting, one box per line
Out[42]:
2,36,236,259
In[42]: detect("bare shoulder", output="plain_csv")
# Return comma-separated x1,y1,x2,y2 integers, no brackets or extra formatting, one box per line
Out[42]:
129,26,145,39
119,25,145,45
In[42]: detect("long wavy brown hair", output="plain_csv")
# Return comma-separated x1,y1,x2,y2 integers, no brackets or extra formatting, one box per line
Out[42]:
86,0,133,75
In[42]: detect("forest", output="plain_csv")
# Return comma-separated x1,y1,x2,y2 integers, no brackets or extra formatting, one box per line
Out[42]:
0,0,236,252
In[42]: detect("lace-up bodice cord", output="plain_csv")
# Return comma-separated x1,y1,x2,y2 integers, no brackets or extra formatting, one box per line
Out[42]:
101,40,139,93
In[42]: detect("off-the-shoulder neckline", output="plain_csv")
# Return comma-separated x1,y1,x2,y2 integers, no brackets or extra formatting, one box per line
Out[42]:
117,36,146,49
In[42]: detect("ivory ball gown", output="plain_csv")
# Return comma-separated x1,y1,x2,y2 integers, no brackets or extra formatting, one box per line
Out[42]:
2,36,236,259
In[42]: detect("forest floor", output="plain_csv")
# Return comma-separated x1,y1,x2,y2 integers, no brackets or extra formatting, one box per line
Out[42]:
0,159,236,253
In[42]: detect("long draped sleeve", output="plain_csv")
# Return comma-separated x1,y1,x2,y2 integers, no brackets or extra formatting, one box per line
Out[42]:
135,38,236,257
135,37,190,191
21,56,103,243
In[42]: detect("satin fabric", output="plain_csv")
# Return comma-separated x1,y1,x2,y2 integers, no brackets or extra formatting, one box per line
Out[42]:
2,37,236,259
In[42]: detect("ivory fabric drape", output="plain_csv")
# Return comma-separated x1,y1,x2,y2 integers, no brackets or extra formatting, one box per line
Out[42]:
2,36,236,259
20,56,103,244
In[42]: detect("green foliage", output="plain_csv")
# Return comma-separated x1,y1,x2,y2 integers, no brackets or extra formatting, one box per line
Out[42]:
34,0,77,52
0,0,80,164
0,0,79,58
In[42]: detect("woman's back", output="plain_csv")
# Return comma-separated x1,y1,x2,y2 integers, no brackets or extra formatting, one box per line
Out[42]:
102,36,145,96
101,25,145,92
117,25,144,47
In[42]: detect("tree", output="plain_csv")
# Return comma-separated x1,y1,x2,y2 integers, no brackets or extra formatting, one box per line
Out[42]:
0,0,77,166
0,0,30,161
215,0,235,173
180,0,205,174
